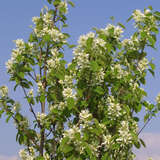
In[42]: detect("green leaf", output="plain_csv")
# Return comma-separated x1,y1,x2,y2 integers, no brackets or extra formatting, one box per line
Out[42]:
149,62,155,70
139,138,146,147
40,94,45,103
144,113,150,122
148,68,155,77
148,6,153,10
68,1,75,7
117,22,125,29
127,15,133,22
63,145,73,153
47,0,52,4
35,156,45,160
86,37,93,49
67,97,75,110
94,86,104,95
134,141,141,149
148,35,156,46
53,0,61,6
90,61,99,72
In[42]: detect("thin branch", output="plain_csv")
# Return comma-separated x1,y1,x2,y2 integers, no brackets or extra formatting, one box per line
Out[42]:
28,73,37,82
138,116,152,135
21,86,41,128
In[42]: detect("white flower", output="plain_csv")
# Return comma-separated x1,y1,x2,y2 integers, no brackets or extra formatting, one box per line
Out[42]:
37,112,46,125
32,16,40,24
12,102,21,112
62,87,75,99
63,125,80,139
19,149,28,160
102,134,112,147
79,109,91,121
156,93,160,104
19,149,34,160
132,9,145,23
116,121,132,144
144,9,151,15
101,24,123,39
28,89,34,97
37,81,43,92
94,38,106,47
137,57,148,72
0,86,8,97
78,32,95,45
58,1,68,14
14,39,25,48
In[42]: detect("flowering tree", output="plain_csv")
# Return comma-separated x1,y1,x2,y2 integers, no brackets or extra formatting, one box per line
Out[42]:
0,0,160,159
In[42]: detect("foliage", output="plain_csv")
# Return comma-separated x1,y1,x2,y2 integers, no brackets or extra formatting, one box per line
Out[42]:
0,1,160,160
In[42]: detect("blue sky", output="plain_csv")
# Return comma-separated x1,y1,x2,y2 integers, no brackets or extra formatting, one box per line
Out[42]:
0,0,160,159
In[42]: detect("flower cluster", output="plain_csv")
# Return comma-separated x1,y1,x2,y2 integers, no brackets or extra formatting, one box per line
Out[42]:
62,87,75,99
106,96,123,119
100,24,123,40
116,121,132,145
132,10,145,23
111,63,129,79
137,57,149,72
32,9,66,43
37,112,46,125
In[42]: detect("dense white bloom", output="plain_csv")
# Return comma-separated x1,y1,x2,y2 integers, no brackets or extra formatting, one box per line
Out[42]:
6,59,14,73
102,134,112,148
19,149,34,160
106,96,122,118
95,68,105,84
129,79,139,91
49,102,65,111
32,16,39,24
94,37,106,48
59,75,73,87
43,12,53,24
101,24,123,39
47,57,60,69
62,87,75,99
37,112,46,125
116,121,132,144
0,86,8,97
111,63,129,79
137,57,149,72
79,109,91,121
63,125,80,139
132,9,145,22
19,149,28,160
78,32,95,45
14,39,25,48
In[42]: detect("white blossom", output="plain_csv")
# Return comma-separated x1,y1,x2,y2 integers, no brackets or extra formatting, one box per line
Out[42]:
0,86,8,97
62,87,75,99
156,93,160,104
37,112,46,125
132,9,145,23
101,24,123,39
28,89,34,97
137,57,149,72
79,109,91,121
116,121,132,144
58,1,68,14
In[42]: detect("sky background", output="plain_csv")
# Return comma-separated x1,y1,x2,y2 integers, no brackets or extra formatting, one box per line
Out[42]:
0,0,160,159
